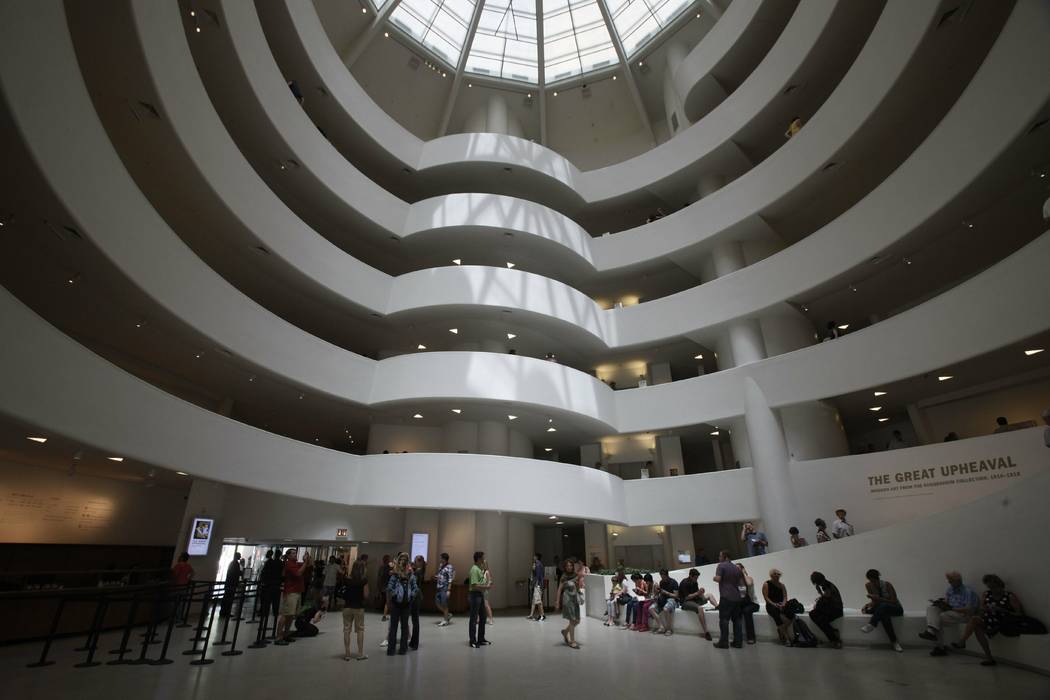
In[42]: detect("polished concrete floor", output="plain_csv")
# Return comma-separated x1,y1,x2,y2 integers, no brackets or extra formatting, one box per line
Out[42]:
3,610,1048,699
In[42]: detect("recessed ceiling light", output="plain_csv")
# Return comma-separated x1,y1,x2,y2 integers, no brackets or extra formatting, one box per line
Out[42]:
611,532,619,537
413,413,423,419
417,344,427,350
904,257,913,265
468,83,473,88
108,457,124,462
612,75,617,80
449,328,458,334
507,415,517,420
452,258,462,265
694,354,703,360
556,521,564,525
298,393,305,400
451,408,462,414
527,93,532,98
938,375,953,381
548,515,557,520
544,448,553,452
194,352,202,359
248,375,256,382
878,418,890,422
384,32,389,37
964,221,974,228
361,6,367,12
547,427,556,432
869,406,882,412
27,437,47,444
506,262,515,269
710,431,719,436
837,324,849,330
552,91,558,96
506,333,516,340
873,391,886,397
176,471,188,476
195,26,201,33
190,9,195,16
1024,348,1044,356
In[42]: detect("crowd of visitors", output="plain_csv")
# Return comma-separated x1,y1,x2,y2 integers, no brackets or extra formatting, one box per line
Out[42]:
180,539,1038,668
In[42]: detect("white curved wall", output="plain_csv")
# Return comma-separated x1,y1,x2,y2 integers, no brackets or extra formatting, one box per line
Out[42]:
2,285,1046,537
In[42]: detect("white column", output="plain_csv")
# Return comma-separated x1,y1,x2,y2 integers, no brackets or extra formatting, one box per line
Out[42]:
742,377,799,552
478,420,510,456
507,516,536,606
476,511,509,608
656,435,684,477
486,93,510,135
727,418,752,468
584,522,609,569
727,318,766,366
175,479,228,582
508,429,533,458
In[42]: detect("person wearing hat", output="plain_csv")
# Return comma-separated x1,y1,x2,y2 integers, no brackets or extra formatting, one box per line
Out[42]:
831,509,854,539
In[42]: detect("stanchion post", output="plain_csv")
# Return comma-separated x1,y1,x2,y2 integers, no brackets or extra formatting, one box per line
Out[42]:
26,597,66,668
189,587,218,666
73,596,109,668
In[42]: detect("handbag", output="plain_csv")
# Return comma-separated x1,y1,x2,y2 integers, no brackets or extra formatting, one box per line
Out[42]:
784,598,805,616
1000,614,1047,637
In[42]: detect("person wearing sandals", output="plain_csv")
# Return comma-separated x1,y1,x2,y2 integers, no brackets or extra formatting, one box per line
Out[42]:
762,569,794,644
860,569,904,652
623,573,646,630
556,559,582,648
954,574,1024,666
340,560,369,661
604,573,625,626
677,569,714,640
652,569,679,635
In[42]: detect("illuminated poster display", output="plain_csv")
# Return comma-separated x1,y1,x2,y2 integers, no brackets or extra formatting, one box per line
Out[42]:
187,517,214,556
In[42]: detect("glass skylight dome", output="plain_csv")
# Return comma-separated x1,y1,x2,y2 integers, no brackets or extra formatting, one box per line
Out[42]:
387,0,694,86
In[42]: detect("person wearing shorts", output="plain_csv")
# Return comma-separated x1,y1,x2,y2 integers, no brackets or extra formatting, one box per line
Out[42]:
340,560,369,660
434,553,454,626
275,549,310,645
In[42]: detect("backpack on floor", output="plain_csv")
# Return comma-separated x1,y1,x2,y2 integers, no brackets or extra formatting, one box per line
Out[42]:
792,618,818,647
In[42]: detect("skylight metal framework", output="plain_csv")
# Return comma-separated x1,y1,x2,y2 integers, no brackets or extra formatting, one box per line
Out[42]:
383,0,698,86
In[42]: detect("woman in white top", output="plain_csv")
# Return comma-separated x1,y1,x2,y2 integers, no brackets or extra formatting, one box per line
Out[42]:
483,560,494,624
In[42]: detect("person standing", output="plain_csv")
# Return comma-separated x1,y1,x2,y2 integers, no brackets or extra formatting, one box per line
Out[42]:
556,560,581,649
322,556,343,611
385,552,417,656
409,555,426,649
860,569,904,652
740,522,768,557
809,572,844,648
814,518,831,543
737,563,759,644
528,553,546,621
171,552,194,586
467,552,491,648
378,554,392,621
712,550,744,648
259,550,282,635
434,552,455,626
275,549,311,645
788,527,807,548
482,559,495,625
831,509,854,539
340,561,369,661
219,551,243,617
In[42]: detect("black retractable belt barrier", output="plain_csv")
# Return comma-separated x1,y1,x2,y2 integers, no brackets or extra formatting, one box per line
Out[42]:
73,596,109,668
248,583,271,649
26,596,66,668
188,586,219,666
150,585,182,665
106,591,141,664
221,581,250,657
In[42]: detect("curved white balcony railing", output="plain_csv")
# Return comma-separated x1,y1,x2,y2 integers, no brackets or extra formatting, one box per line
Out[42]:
6,0,1049,439
671,0,795,122
79,0,1038,359
3,284,1045,533
267,0,858,207
213,0,932,280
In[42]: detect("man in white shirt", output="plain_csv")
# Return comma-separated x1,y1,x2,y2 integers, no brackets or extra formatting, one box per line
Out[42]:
831,509,855,539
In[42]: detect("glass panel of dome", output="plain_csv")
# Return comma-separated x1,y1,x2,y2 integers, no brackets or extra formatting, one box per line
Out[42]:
543,0,619,82
465,0,539,83
390,0,478,67
608,0,690,56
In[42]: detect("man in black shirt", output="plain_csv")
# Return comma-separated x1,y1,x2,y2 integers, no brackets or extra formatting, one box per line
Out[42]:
653,569,679,635
677,569,714,640
259,550,283,635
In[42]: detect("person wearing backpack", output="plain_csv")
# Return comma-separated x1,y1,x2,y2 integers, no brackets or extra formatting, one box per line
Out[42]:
385,552,419,656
